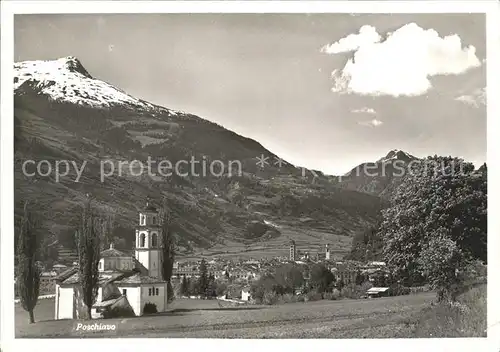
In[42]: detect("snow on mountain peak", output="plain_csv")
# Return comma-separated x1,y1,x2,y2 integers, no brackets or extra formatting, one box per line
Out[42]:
13,56,179,115
59,56,93,78
378,149,415,163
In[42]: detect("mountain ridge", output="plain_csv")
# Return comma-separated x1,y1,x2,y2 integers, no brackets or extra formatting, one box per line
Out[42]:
14,56,383,263
337,148,418,197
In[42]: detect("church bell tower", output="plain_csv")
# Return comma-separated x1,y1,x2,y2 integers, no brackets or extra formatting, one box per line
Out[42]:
135,199,162,278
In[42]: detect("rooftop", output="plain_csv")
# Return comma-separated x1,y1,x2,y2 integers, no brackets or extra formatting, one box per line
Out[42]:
93,296,124,308
366,287,390,293
101,243,130,258
142,200,158,212
114,273,166,285
60,270,134,286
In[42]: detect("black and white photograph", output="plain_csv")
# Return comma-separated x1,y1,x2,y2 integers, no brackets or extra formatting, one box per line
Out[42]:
1,0,499,349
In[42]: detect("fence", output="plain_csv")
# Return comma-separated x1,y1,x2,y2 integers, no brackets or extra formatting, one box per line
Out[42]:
14,294,55,303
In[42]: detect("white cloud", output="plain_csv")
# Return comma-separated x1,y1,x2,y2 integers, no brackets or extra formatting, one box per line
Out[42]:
322,23,482,97
321,25,381,54
352,107,377,114
358,118,383,127
455,87,486,107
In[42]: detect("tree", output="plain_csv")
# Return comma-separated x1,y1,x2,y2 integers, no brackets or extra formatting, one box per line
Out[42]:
379,157,487,301
417,233,468,301
75,199,102,319
198,259,209,297
100,209,116,249
206,274,217,298
215,281,228,297
160,205,176,304
309,264,335,294
16,201,41,324
39,236,58,269
372,272,388,287
180,276,188,297
250,274,283,302
355,271,366,286
346,225,383,262
274,264,304,294
187,277,199,296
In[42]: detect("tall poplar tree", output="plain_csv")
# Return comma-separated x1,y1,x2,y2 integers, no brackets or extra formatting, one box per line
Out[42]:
75,199,102,319
16,201,41,324
198,259,209,297
160,205,176,303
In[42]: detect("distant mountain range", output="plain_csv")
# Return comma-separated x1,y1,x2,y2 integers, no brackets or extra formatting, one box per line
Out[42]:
337,149,418,197
13,56,421,261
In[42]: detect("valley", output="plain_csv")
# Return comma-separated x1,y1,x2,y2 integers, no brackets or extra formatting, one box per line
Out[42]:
14,57,410,263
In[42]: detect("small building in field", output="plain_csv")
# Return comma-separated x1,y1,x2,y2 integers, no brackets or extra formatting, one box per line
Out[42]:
241,287,252,301
366,287,390,298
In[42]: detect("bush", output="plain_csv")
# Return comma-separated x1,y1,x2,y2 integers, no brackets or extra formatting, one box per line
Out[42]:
215,282,227,297
390,285,410,296
360,281,373,293
143,302,158,315
102,305,136,319
411,284,486,337
262,291,280,305
280,293,305,304
340,284,359,299
305,290,323,302
323,291,339,300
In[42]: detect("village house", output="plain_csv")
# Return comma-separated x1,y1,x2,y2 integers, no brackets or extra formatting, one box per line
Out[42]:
241,287,252,301
39,271,58,294
330,262,358,285
54,201,168,319
366,287,390,298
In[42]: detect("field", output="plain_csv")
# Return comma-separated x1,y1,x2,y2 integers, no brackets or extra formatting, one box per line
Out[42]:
180,225,353,261
16,293,435,338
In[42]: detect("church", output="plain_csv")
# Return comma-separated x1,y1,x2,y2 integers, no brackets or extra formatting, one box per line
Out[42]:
54,202,168,319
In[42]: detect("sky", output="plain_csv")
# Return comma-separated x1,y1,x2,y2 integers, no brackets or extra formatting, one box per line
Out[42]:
14,14,486,175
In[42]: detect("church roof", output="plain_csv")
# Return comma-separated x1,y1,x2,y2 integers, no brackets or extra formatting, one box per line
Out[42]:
132,258,149,276
58,266,165,287
101,247,130,258
59,270,134,286
142,202,158,212
114,272,166,285
102,280,123,301
55,266,79,282
93,295,123,308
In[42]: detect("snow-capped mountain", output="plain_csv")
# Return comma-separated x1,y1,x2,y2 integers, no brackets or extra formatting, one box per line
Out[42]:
14,56,181,116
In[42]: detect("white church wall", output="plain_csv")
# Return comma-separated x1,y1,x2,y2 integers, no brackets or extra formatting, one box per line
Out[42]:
135,250,149,270
118,286,141,316
96,286,103,302
57,286,75,319
55,284,59,319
